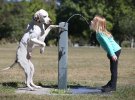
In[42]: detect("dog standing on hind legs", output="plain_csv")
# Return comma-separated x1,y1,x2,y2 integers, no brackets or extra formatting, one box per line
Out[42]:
1,9,61,91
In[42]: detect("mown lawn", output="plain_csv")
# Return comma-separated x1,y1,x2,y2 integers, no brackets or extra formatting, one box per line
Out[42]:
0,43,135,100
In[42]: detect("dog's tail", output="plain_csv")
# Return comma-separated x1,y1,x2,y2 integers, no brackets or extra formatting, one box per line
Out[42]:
1,60,17,71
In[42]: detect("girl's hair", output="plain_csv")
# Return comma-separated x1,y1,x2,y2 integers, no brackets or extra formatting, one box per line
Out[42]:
93,15,111,35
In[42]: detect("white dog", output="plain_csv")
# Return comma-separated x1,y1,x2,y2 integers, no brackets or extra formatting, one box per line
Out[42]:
1,9,60,90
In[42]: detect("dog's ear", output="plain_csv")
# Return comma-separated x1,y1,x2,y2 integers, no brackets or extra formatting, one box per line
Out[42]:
34,11,40,22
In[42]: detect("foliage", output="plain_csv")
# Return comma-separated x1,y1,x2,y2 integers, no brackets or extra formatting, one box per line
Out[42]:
57,0,135,46
0,0,135,46
0,0,56,42
111,0,135,46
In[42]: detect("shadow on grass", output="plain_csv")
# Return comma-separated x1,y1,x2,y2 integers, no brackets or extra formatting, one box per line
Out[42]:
1,82,18,87
0,82,25,88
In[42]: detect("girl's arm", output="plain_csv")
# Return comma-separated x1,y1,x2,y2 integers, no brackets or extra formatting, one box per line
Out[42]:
97,33,116,57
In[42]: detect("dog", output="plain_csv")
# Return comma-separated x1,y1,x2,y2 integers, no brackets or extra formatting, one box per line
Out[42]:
1,9,61,90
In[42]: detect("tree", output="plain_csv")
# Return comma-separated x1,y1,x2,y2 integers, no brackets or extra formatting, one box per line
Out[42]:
118,14,135,48
57,0,114,45
111,0,135,47
0,0,57,43
1,0,135,47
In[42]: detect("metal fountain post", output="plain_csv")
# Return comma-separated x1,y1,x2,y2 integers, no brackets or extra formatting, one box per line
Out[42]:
57,14,89,89
58,22,68,89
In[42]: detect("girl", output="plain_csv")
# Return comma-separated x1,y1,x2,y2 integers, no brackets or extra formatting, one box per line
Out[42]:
90,15,121,92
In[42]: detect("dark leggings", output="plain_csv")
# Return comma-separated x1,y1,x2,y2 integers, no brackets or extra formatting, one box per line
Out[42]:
107,50,121,88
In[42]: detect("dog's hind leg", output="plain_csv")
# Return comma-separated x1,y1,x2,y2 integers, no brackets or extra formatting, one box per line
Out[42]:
29,60,42,89
18,60,35,91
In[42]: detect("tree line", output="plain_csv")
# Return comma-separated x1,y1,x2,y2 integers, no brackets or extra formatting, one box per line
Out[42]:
0,0,135,47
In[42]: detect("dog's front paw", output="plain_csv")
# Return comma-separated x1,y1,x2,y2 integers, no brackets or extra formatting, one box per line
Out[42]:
27,52,32,59
40,47,45,54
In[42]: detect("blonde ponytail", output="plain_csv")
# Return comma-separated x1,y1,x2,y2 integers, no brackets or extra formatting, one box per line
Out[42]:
93,15,112,36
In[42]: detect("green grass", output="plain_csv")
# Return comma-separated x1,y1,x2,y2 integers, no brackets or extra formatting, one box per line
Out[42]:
0,43,135,100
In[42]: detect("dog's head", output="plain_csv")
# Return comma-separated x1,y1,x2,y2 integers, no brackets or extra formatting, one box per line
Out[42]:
34,9,52,25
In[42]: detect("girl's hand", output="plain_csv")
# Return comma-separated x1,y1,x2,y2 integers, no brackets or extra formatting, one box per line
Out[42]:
112,55,117,61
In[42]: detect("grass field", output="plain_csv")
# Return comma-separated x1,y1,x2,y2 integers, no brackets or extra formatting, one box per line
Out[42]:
0,43,135,100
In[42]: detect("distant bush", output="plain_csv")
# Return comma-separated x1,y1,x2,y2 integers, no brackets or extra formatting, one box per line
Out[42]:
121,41,131,47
